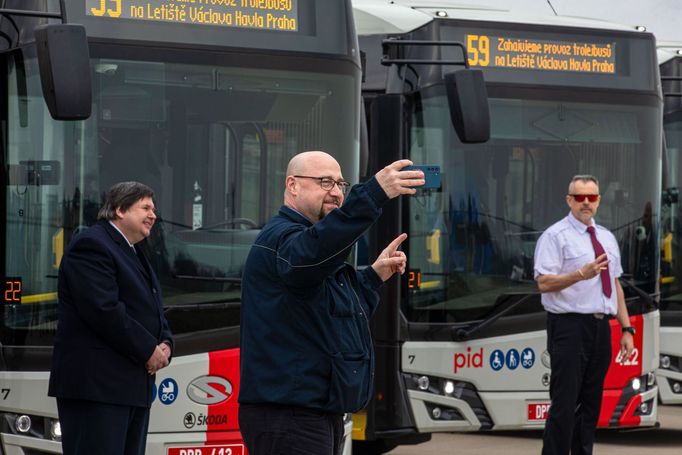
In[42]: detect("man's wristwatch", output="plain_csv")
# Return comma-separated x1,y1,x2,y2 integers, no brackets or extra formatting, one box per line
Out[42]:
622,326,636,336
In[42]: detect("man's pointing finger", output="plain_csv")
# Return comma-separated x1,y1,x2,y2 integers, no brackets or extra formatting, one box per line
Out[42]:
386,233,408,252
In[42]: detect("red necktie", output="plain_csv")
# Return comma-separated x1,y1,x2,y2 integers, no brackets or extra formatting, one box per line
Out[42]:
586,226,612,297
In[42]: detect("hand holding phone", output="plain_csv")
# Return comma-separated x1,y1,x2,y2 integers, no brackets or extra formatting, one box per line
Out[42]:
403,165,441,189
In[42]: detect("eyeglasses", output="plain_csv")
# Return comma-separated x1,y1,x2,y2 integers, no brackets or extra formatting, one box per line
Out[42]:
570,194,599,203
294,175,351,195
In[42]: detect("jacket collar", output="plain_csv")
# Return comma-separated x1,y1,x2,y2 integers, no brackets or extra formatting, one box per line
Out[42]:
100,219,132,246
100,220,151,280
107,220,135,247
280,205,314,227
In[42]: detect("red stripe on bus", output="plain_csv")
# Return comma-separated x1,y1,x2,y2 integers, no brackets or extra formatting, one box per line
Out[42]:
597,315,645,427
206,348,242,441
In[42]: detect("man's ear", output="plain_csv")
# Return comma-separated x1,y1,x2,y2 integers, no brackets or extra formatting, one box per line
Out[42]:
114,206,125,219
285,176,297,196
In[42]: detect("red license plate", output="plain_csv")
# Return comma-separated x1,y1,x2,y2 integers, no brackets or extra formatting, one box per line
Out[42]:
527,403,551,421
167,444,244,455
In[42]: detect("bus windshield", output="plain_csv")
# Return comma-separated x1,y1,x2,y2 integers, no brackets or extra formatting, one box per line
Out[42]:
405,88,660,323
2,51,359,347
662,113,682,306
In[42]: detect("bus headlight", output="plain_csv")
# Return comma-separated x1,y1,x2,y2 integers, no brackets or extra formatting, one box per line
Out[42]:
631,377,641,391
647,372,656,387
635,398,654,416
14,415,31,433
50,419,62,441
659,354,681,372
443,380,455,396
639,402,649,414
424,403,465,421
417,376,430,391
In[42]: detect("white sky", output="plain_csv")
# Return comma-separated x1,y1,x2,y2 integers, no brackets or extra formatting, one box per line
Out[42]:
476,0,682,43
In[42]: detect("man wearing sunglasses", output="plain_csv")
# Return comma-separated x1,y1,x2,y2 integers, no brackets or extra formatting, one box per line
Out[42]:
238,151,424,455
534,175,635,455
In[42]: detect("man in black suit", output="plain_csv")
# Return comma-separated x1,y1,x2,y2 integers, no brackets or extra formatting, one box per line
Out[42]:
48,181,173,455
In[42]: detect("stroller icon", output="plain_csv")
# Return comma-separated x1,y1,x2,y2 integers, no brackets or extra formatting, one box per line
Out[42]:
522,348,535,368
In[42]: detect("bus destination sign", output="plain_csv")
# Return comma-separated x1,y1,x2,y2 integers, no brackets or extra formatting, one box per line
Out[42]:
466,34,616,74
86,0,299,32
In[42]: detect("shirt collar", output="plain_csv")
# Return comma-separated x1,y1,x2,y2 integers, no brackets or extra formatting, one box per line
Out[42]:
108,220,135,248
566,212,595,234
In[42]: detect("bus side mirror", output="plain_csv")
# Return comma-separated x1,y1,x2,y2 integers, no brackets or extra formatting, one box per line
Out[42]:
35,24,92,121
444,69,490,143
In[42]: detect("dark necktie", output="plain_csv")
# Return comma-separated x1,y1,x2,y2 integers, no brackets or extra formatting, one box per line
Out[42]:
586,226,612,297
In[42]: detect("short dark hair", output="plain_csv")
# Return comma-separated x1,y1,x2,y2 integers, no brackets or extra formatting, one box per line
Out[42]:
97,182,155,221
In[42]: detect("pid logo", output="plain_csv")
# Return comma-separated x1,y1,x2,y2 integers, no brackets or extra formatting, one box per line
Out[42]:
453,347,484,374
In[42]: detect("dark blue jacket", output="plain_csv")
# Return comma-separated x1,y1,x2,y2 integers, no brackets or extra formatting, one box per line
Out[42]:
48,221,173,408
239,177,389,413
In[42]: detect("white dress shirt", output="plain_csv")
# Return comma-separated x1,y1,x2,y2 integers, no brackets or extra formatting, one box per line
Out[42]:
109,220,135,250
534,213,623,315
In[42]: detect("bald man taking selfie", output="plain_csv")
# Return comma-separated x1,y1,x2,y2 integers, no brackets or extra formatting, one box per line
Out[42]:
238,151,424,455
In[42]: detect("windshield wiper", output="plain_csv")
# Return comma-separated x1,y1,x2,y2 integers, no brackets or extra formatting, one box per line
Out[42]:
453,278,657,342
452,293,538,341
619,277,658,311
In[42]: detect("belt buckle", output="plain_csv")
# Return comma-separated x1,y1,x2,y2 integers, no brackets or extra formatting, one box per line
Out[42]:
593,313,605,320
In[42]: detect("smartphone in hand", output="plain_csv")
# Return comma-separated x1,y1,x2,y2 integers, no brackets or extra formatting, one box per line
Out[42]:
404,165,441,189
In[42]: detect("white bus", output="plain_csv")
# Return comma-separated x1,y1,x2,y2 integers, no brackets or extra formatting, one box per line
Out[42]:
0,1,361,453
658,41,682,405
352,1,661,453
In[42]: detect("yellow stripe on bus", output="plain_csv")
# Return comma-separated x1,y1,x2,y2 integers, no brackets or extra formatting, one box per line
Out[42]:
421,280,441,289
21,292,58,304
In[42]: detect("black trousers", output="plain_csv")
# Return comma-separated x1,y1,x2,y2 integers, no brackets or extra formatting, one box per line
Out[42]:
542,312,612,455
57,398,150,455
239,403,345,455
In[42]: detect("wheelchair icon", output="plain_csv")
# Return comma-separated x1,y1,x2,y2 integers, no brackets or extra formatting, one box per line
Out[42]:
490,349,504,371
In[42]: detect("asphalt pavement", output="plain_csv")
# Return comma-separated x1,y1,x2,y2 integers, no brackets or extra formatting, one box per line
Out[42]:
388,405,682,454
